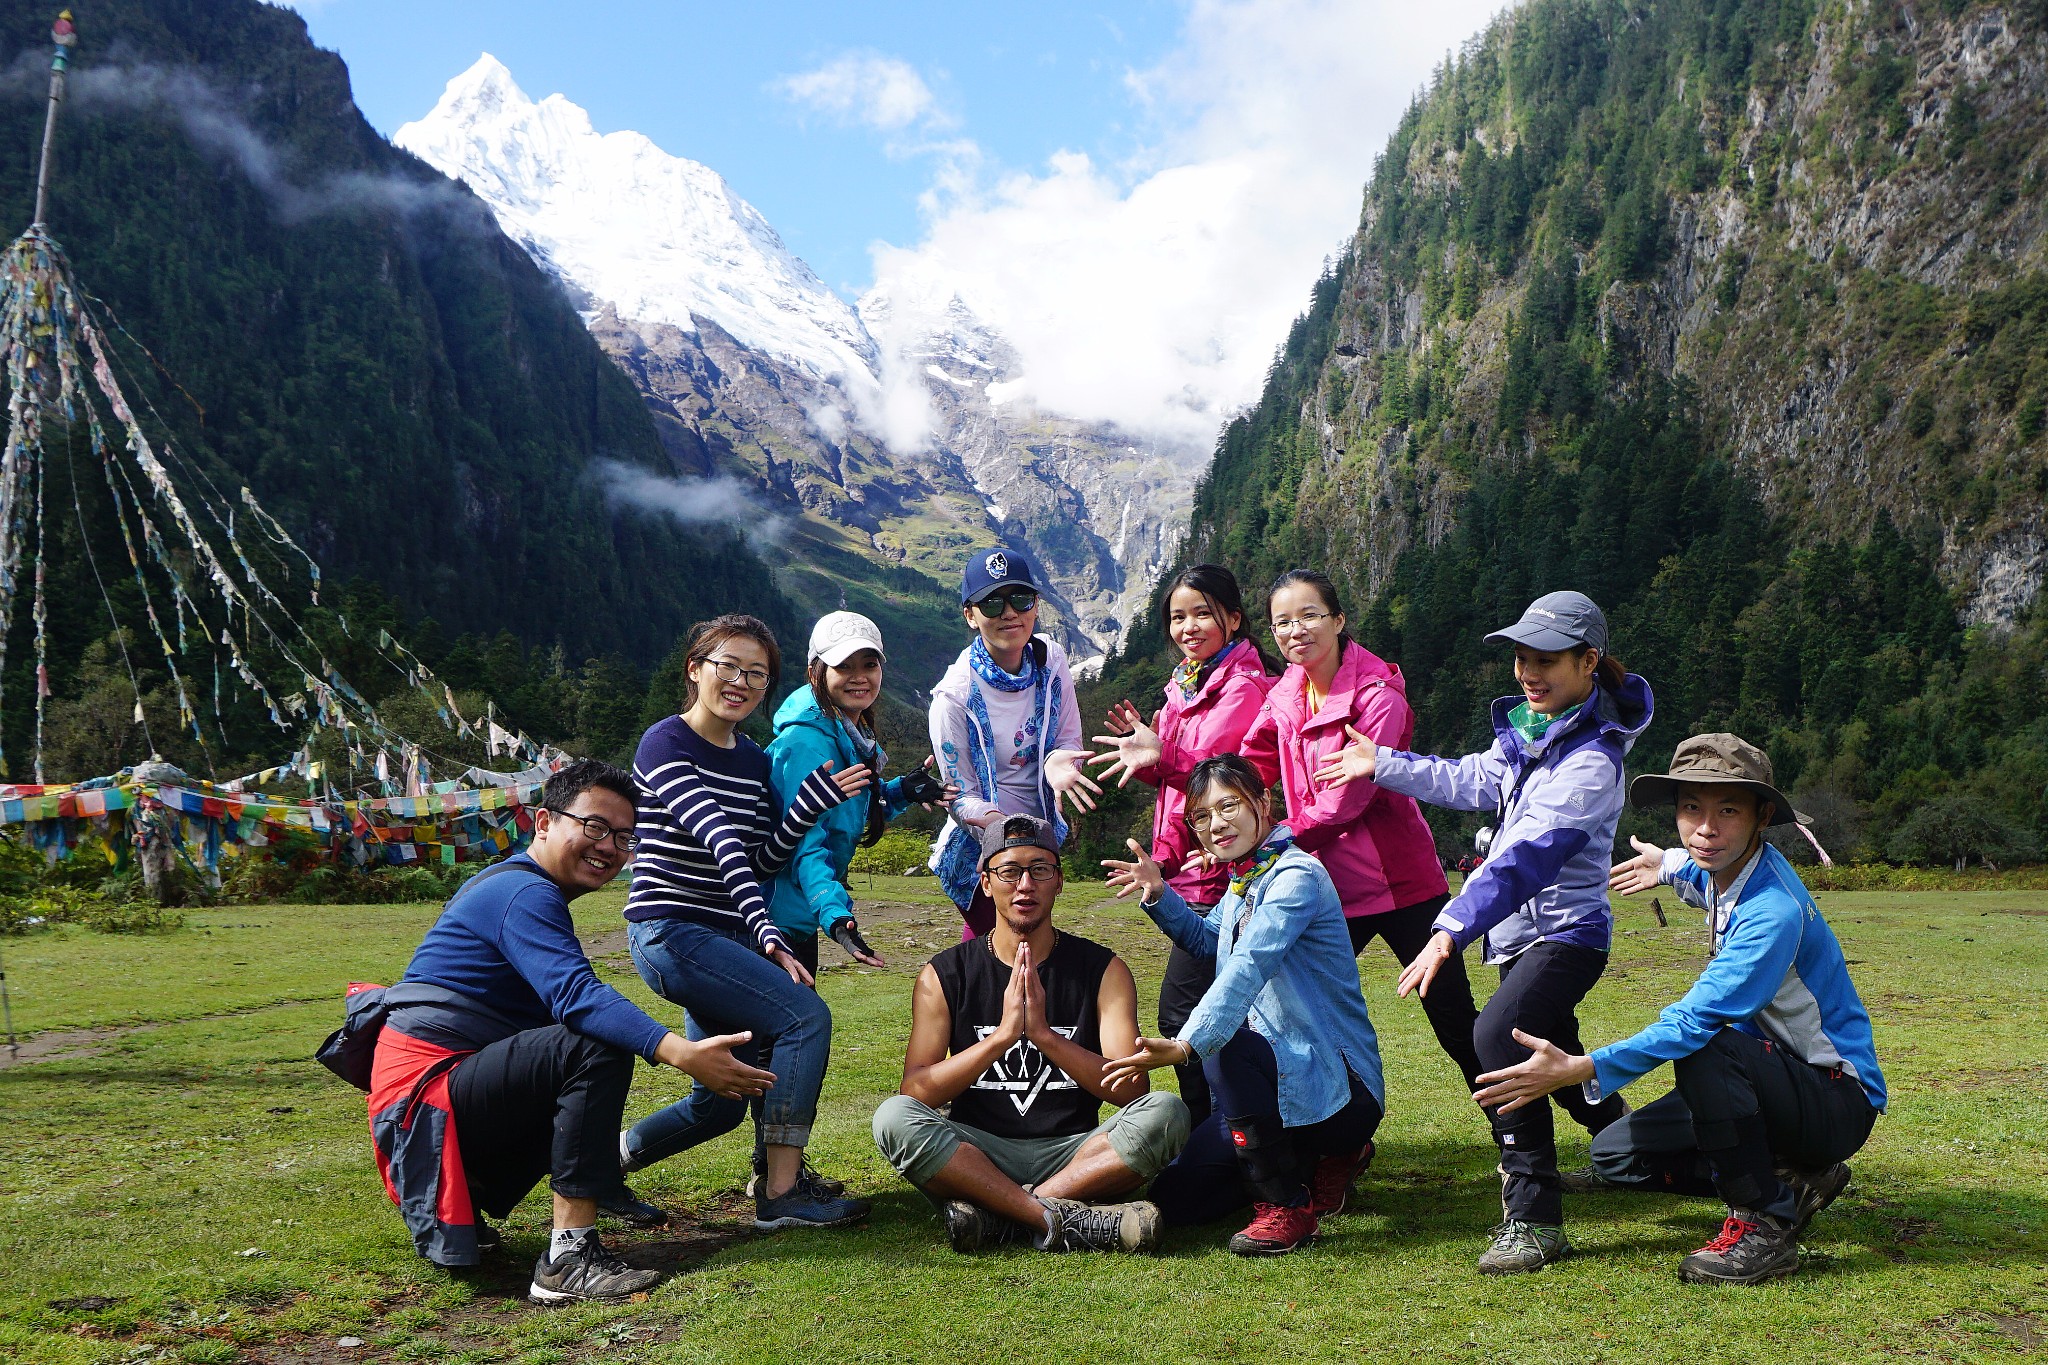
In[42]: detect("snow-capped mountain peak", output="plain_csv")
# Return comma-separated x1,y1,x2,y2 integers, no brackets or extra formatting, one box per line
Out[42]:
396,55,878,382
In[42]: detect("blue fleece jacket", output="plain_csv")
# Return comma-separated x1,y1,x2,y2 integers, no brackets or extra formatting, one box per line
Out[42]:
764,689,911,937
1373,673,1653,965
399,854,668,1061
1589,842,1885,1108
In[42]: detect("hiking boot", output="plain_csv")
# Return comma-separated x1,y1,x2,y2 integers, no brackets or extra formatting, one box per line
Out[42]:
1777,1162,1850,1237
755,1184,870,1231
474,1222,502,1255
745,1155,848,1201
942,1199,1023,1253
597,1183,670,1228
1041,1197,1161,1253
1558,1165,1614,1195
1679,1209,1800,1285
527,1234,664,1303
1477,1220,1571,1274
1308,1141,1374,1218
1228,1202,1319,1256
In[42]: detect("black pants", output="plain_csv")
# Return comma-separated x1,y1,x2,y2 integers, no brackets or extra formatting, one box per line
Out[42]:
1156,942,1217,1125
1589,1028,1877,1219
789,930,821,978
447,1025,635,1219
1149,1027,1383,1224
1347,894,1484,1089
1476,941,1626,1225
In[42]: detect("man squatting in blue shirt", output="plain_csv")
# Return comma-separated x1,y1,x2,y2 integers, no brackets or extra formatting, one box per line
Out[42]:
1468,732,1885,1286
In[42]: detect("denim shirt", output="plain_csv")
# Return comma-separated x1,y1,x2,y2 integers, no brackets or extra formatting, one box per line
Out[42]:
1144,833,1386,1127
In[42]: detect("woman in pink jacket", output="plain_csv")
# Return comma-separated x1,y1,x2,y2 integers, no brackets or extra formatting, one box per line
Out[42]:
1241,569,1483,1091
1089,564,1277,1122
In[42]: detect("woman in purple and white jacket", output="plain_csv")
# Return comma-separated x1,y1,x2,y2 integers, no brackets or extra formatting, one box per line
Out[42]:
1316,589,1653,1275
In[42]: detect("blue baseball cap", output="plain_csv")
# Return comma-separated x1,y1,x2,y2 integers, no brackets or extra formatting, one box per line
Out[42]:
961,546,1039,605
1484,590,1609,653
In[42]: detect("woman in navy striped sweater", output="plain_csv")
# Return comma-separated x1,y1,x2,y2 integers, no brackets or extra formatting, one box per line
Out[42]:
621,614,874,1230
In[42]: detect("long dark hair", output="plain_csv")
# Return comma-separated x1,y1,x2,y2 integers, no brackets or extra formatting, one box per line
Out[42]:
1266,568,1351,658
1581,647,1628,693
807,656,889,848
1160,563,1281,678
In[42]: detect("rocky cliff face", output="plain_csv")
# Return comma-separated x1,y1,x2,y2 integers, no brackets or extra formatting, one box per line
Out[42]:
399,57,1198,667
1268,0,2047,628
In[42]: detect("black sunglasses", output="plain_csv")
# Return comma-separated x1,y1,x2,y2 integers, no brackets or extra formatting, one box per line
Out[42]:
974,589,1039,619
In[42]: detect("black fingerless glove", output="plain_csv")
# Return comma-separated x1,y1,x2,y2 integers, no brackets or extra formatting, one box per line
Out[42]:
830,917,875,960
898,767,946,805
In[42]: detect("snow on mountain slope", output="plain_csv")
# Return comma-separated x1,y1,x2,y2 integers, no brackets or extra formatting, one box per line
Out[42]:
395,55,878,383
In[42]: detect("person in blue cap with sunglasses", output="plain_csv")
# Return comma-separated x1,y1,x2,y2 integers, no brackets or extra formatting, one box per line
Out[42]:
1315,590,1653,1274
927,548,1097,938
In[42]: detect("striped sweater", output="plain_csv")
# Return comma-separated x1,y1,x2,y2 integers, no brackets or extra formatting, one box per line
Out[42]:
626,714,848,954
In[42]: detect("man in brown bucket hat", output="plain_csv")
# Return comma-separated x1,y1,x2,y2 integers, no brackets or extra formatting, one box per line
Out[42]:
1466,733,1885,1285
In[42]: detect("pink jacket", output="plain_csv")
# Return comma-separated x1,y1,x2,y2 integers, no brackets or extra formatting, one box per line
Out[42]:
1241,641,1448,918
1137,640,1275,906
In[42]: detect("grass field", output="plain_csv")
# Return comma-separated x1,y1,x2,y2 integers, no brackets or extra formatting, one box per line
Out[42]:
1,876,2044,1364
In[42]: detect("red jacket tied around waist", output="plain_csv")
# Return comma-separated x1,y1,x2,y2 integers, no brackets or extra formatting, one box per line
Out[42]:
1138,639,1276,904
1242,640,1447,918
368,1026,480,1266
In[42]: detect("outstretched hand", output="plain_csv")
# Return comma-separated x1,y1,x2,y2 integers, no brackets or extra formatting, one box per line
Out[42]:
817,760,874,803
1310,725,1378,788
1471,1028,1596,1114
1045,748,1103,815
1088,710,1164,788
661,1030,776,1101
1101,837,1165,903
770,945,815,987
1100,699,1144,739
1101,1036,1192,1092
1610,836,1666,896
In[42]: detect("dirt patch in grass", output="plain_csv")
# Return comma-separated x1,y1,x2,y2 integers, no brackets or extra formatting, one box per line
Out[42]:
0,996,323,1071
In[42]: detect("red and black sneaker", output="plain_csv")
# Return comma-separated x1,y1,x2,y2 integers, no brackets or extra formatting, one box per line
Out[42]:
1308,1141,1375,1218
1228,1202,1319,1256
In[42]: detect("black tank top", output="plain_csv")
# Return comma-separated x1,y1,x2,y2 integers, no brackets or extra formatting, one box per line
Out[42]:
929,931,1114,1141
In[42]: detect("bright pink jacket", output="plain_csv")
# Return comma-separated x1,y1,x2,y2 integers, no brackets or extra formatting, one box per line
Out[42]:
1137,639,1275,905
1241,641,1448,918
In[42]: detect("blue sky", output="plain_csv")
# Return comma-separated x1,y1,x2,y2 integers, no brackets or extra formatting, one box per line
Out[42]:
292,0,1508,448
296,1,1190,293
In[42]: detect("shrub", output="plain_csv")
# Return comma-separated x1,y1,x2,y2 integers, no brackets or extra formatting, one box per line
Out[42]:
849,828,935,877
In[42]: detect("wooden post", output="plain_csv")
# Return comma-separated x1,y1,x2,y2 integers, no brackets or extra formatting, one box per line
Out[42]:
31,11,77,229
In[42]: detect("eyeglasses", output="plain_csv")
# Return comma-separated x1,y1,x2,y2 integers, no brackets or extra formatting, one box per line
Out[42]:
694,656,773,691
974,589,1039,619
545,808,641,851
1271,610,1333,635
1187,796,1250,828
987,860,1061,885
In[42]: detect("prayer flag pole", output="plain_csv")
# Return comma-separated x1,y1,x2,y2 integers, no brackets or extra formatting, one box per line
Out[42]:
32,11,77,228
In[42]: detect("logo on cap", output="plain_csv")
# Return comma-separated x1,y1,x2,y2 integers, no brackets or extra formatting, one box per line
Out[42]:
985,551,1009,579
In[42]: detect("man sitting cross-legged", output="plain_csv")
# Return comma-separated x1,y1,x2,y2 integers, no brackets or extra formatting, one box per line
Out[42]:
369,759,775,1303
872,814,1190,1252
1470,734,1884,1286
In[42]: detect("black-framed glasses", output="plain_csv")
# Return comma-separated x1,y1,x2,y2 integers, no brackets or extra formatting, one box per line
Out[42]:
987,860,1061,885
546,808,641,851
1271,609,1333,635
974,589,1039,619
693,655,773,691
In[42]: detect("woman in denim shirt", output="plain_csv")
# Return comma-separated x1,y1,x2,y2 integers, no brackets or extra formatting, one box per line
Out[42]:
1103,754,1384,1256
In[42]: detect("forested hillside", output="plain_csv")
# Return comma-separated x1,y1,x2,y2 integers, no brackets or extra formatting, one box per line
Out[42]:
1092,0,2048,868
0,0,797,777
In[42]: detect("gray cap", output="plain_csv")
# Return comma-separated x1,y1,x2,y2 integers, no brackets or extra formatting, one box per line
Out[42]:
1484,590,1609,654
977,813,1061,869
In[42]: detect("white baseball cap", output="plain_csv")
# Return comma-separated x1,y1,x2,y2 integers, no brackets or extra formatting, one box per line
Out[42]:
808,611,887,668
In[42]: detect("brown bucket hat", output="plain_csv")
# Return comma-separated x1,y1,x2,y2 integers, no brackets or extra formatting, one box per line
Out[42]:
1628,732,1807,827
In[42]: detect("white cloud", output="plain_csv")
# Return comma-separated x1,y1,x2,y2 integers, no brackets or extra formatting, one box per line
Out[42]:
774,52,948,132
867,0,1508,454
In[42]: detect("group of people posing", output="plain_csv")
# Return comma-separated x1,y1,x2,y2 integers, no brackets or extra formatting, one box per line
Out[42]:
359,546,1886,1306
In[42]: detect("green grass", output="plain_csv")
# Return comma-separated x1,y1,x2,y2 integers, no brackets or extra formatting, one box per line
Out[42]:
1,882,2044,1363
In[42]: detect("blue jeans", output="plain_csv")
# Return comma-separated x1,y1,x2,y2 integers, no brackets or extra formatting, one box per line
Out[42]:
624,918,832,1162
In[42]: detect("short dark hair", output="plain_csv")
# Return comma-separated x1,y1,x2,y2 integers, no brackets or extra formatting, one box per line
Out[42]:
542,758,637,814
1184,754,1269,832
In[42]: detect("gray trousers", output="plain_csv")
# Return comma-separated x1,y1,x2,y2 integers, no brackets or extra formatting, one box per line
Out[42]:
872,1091,1190,1190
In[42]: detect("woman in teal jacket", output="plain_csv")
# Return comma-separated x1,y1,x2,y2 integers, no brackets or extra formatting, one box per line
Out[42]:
767,611,957,974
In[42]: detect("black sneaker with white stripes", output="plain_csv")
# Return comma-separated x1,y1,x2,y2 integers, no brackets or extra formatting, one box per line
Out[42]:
527,1234,664,1304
